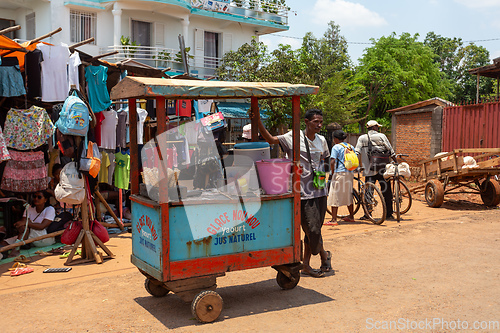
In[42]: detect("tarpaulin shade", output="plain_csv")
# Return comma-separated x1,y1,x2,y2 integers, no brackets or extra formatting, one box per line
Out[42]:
110,77,319,100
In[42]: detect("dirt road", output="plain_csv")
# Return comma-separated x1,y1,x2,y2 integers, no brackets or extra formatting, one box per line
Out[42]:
1,198,499,332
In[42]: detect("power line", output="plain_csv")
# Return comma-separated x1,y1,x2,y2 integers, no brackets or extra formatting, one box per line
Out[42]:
268,34,500,45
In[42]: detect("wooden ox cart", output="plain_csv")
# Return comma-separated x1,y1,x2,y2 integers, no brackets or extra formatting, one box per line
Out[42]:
420,148,500,207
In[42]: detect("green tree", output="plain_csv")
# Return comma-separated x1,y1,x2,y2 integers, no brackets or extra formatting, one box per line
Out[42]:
354,32,451,123
298,21,351,86
424,32,494,102
215,37,269,82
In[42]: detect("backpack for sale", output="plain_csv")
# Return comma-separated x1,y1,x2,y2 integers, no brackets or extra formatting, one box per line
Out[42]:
340,143,359,171
54,162,85,205
55,91,89,136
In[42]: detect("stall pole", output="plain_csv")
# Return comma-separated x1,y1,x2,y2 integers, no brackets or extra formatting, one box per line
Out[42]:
156,96,171,280
250,97,259,142
291,96,302,261
129,98,139,195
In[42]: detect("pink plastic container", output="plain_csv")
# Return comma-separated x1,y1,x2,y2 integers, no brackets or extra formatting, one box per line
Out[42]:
255,158,292,194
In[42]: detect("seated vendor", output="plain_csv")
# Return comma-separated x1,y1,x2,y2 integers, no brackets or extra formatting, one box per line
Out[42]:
2,190,56,251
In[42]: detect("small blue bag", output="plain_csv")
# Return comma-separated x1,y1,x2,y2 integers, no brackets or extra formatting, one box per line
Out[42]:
55,91,89,136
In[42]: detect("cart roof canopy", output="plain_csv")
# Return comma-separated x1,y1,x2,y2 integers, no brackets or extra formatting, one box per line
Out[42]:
110,77,319,100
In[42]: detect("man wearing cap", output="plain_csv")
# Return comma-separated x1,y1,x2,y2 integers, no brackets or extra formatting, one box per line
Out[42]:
355,120,395,220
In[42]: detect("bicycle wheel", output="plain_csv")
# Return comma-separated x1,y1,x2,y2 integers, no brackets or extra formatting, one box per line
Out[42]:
394,179,401,222
337,189,361,218
361,182,386,225
396,180,412,214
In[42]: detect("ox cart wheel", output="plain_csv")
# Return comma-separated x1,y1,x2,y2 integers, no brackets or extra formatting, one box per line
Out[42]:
144,278,170,297
191,290,223,323
425,179,444,208
480,179,500,206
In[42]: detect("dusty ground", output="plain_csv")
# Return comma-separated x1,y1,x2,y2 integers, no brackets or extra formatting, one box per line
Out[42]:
1,196,499,332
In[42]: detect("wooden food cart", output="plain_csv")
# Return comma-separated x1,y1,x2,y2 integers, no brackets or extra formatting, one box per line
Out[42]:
420,148,500,207
110,77,318,323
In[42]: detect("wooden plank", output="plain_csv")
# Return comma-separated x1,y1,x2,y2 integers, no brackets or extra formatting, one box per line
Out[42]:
169,247,294,280
477,157,500,168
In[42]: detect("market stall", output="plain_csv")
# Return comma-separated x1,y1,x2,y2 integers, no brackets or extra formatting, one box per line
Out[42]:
110,77,318,322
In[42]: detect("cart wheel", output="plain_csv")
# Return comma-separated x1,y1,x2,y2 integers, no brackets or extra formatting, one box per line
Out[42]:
191,290,223,323
425,179,444,208
276,270,300,290
480,179,500,206
144,278,170,298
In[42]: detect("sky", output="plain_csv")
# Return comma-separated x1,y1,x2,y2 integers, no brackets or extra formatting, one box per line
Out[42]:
260,0,500,64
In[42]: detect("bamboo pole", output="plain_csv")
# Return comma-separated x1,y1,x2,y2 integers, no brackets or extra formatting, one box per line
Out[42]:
0,25,21,36
94,190,124,230
100,222,131,229
89,50,119,62
69,37,95,51
26,27,62,45
0,230,64,253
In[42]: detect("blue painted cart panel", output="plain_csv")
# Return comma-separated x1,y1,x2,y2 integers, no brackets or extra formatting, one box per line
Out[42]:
131,201,162,270
169,198,293,261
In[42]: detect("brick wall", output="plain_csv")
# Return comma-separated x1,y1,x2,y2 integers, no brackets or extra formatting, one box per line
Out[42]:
393,111,433,166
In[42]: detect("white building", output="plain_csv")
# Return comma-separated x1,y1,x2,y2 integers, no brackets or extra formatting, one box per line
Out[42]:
0,0,289,77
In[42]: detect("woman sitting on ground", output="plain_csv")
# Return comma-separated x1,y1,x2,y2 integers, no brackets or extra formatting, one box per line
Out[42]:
13,190,56,248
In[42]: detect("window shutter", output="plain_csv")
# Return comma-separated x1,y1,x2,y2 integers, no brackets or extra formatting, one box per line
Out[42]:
223,33,232,53
195,28,205,52
155,23,165,46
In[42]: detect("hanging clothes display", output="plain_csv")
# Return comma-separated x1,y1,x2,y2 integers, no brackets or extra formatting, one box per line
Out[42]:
107,152,115,185
176,100,192,117
116,109,128,148
68,51,81,91
37,43,71,102
0,126,11,162
3,106,55,150
98,151,111,184
99,109,118,149
137,107,148,145
1,150,48,193
0,57,26,97
85,65,112,113
93,112,105,147
24,49,43,99
114,151,130,190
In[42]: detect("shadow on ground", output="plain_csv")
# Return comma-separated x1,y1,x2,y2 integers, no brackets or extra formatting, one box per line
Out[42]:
134,278,334,329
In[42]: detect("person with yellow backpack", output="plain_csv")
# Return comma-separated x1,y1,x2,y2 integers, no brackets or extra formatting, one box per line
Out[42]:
326,130,358,226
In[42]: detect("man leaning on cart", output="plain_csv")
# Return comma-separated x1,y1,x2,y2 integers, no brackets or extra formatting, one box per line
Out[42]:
251,109,332,278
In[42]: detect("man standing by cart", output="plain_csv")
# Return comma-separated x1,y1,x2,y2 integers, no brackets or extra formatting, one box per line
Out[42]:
355,120,395,220
251,108,332,278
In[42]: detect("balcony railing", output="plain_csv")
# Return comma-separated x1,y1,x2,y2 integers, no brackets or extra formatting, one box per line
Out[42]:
104,45,222,78
191,0,288,25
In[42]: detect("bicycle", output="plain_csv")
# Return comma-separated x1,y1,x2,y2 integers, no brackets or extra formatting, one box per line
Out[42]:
327,167,387,224
385,153,413,222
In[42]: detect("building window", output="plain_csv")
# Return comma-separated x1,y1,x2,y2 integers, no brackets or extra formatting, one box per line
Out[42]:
0,18,16,39
70,10,96,44
26,13,36,40
204,31,220,68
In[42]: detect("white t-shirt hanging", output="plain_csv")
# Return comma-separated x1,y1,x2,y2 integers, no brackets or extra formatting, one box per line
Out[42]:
198,99,213,114
37,43,71,102
100,110,118,149
123,107,147,145
68,51,81,91
137,107,148,145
